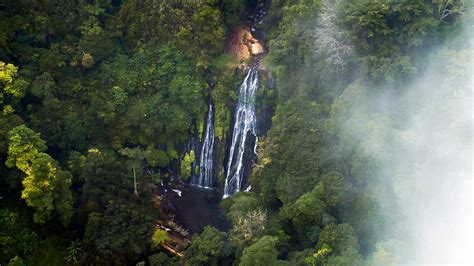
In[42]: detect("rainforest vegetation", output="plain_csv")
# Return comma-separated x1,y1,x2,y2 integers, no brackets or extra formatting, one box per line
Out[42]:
0,0,472,265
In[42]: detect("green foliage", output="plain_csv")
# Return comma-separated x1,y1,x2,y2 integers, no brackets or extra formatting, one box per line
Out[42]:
305,244,331,266
7,256,26,266
94,197,156,255
212,72,237,139
212,54,240,70
250,0,462,261
217,0,245,27
149,253,179,266
145,146,169,168
239,236,285,266
341,0,438,81
6,126,73,225
227,193,261,223
26,238,67,266
229,210,267,251
0,209,40,263
180,150,195,180
119,147,145,162
0,0,468,264
21,153,74,225
307,223,363,266
5,125,47,171
83,212,102,247
252,101,324,205
151,229,169,250
184,226,231,266
64,239,82,264
79,149,157,256
81,149,128,207
99,44,206,147
281,184,327,243
0,112,23,150
316,223,359,255
267,2,320,78
0,61,28,113
318,171,352,207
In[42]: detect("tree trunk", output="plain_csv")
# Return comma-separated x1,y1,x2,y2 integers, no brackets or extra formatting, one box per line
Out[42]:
133,163,138,196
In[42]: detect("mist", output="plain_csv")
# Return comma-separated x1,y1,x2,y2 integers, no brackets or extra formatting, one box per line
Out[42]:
331,21,473,264
392,43,472,264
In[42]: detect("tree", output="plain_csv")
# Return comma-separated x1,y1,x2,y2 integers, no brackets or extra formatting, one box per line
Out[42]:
325,248,364,266
80,149,157,257
65,239,82,264
145,145,169,168
21,153,74,225
227,193,261,223
311,223,363,265
184,226,232,266
267,2,319,76
119,147,145,196
313,0,354,67
81,53,94,68
0,61,28,158
341,0,438,81
436,0,470,21
180,150,195,181
94,197,156,256
83,212,102,247
149,253,179,266
0,209,40,263
229,210,267,250
151,229,168,250
282,184,327,237
317,223,359,255
0,61,28,113
239,236,286,266
7,256,26,266
6,126,73,225
82,149,130,207
318,171,352,207
5,125,47,172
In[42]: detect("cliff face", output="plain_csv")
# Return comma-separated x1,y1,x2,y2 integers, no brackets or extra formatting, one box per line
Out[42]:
225,26,266,64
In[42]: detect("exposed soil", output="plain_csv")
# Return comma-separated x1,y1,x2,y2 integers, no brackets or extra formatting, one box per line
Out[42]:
224,26,266,66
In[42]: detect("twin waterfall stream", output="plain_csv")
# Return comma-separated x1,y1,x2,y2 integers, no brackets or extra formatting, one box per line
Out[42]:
190,1,269,198
190,67,260,198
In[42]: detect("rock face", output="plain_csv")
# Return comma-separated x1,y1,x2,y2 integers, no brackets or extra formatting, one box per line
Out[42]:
225,26,266,62
250,42,264,55
244,30,266,55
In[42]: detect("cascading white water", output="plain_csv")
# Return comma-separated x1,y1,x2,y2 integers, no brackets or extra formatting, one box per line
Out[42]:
223,68,259,198
192,102,215,188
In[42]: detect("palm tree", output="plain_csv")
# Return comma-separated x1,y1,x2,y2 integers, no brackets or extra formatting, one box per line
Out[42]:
65,239,82,264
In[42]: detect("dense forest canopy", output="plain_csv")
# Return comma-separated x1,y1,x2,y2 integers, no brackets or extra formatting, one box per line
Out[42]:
0,0,472,265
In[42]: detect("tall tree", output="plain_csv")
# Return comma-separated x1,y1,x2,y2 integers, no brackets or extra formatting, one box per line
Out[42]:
239,236,286,266
6,125,73,225
119,147,145,196
184,226,232,266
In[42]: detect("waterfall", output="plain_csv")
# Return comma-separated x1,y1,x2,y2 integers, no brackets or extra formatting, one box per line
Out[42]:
224,68,259,198
192,102,215,188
